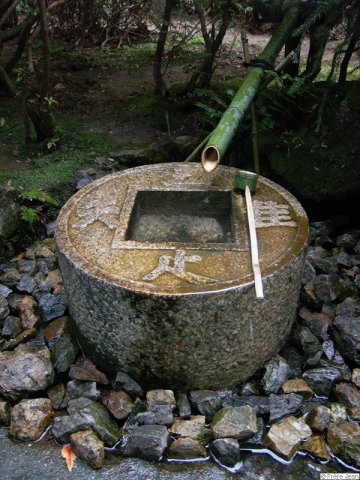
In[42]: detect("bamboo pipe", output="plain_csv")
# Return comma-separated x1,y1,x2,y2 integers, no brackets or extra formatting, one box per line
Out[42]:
201,5,300,173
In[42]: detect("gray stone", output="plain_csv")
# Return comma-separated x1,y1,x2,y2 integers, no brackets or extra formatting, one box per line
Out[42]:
332,315,360,366
337,233,356,250
16,276,36,294
302,261,316,284
7,293,25,313
303,367,341,397
76,170,95,190
0,269,20,288
51,334,79,373
336,297,360,317
327,421,360,468
18,295,39,330
10,398,53,441
222,395,270,416
189,390,222,419
18,260,37,276
123,425,169,461
102,390,134,421
52,413,89,443
298,308,331,341
322,339,335,360
335,382,360,420
1,316,21,339
0,345,54,400
246,417,266,445
293,325,322,357
239,380,260,396
337,252,352,268
47,383,66,410
37,292,67,322
279,345,304,378
314,274,341,303
353,368,360,388
114,371,143,397
62,380,101,407
305,405,330,433
0,399,11,425
37,257,57,275
146,389,176,411
264,416,312,460
70,429,104,469
168,437,207,460
211,406,257,440
45,221,57,237
169,416,210,443
309,221,334,240
70,357,109,385
261,355,290,394
0,293,9,320
176,393,191,419
269,393,303,423
0,283,12,298
209,438,241,467
56,164,308,390
136,403,173,427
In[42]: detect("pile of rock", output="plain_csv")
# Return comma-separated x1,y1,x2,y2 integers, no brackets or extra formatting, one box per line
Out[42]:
0,220,360,471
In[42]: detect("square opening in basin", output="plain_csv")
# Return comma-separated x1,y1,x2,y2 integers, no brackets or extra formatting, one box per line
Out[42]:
126,190,234,243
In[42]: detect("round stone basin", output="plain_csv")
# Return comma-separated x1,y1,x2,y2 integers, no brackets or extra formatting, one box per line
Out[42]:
56,163,308,390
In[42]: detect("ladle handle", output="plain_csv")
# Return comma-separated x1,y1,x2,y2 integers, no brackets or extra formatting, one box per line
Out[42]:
245,186,264,299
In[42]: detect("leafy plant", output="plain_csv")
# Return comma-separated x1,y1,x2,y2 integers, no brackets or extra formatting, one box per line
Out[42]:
19,189,59,226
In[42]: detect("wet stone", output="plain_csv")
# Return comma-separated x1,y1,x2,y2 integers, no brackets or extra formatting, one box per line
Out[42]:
189,390,222,419
305,405,330,433
279,344,304,378
327,421,360,468
209,438,241,468
352,368,360,388
302,367,341,397
298,308,331,341
302,261,316,284
43,316,69,346
169,416,209,443
211,406,257,441
0,345,54,401
1,316,21,339
123,425,169,461
222,395,270,416
37,257,57,276
0,399,11,425
10,398,53,441
37,292,67,322
0,269,20,288
167,437,208,460
246,417,266,445
114,371,143,397
269,394,303,423
16,276,35,294
332,315,360,366
176,393,191,419
70,357,109,385
62,380,100,407
329,402,347,424
2,328,38,351
261,355,290,394
18,295,39,330
0,293,10,320
335,382,360,420
136,403,173,427
0,283,12,298
146,389,176,411
314,274,341,303
47,383,66,410
70,429,104,469
293,325,322,357
322,339,335,361
301,436,331,461
102,390,134,421
281,379,314,400
239,380,260,396
50,334,79,373
264,416,312,461
52,413,89,443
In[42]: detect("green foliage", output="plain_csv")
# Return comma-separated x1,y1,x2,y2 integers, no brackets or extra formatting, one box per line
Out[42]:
20,206,39,225
20,189,59,206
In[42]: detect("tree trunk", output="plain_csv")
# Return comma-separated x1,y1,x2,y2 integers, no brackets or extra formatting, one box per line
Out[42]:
284,34,301,77
339,14,360,83
153,0,175,97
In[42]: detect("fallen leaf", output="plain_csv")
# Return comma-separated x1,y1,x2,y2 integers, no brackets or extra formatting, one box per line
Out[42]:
15,252,25,261
61,444,76,472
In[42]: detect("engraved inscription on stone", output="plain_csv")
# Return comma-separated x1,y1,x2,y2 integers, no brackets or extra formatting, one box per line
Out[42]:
73,200,121,230
254,201,297,228
143,250,216,285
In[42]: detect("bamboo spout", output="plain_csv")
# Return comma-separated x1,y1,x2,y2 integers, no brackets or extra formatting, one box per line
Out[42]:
201,145,220,173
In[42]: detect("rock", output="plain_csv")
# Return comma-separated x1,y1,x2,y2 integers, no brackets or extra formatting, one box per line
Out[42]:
2,328,38,351
301,436,330,461
0,293,10,321
62,380,100,407
261,355,290,394
336,297,360,317
102,391,134,421
52,413,89,443
189,390,222,419
305,405,330,433
329,403,347,424
222,395,270,416
322,339,335,361
76,170,94,190
37,292,67,322
45,269,63,293
247,417,266,445
169,416,210,443
7,293,25,313
310,221,334,240
209,438,241,467
168,437,208,460
337,252,352,268
123,425,169,461
335,382,360,420
37,257,57,276
332,315,360,366
0,269,20,288
327,421,360,468
70,357,109,385
269,394,303,423
211,406,257,441
47,383,66,409
314,274,341,303
293,325,322,357
0,399,11,425
302,367,341,397
298,308,331,341
16,276,35,294
0,283,12,298
43,316,69,346
353,368,360,388
176,393,191,419
263,416,312,460
302,261,316,284
70,429,104,469
281,379,314,399
114,371,143,397
337,233,356,251
0,186,20,245
0,345,54,400
279,344,304,378
67,398,121,446
136,403,173,427
50,334,79,373
1,316,21,339
45,221,56,237
146,389,176,411
10,398,53,441
239,381,260,396
18,295,39,330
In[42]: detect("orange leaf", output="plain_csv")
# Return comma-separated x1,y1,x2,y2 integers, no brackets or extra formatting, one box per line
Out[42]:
61,444,76,472
15,252,25,261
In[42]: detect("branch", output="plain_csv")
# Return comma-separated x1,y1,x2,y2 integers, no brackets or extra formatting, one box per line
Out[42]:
0,0,20,29
37,0,49,97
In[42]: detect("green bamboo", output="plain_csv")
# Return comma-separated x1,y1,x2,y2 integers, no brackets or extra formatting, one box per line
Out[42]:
201,5,301,172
